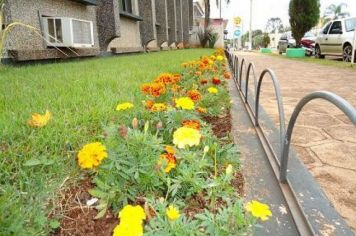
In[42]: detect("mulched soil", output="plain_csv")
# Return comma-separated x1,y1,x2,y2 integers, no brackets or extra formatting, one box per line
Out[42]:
51,178,117,236
203,112,232,138
53,110,244,235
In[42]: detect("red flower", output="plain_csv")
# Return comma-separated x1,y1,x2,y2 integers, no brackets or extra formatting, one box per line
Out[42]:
212,77,221,85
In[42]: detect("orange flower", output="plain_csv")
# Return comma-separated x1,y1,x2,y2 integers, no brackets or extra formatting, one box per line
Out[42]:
212,77,221,85
141,82,166,97
181,62,189,68
196,107,207,114
195,71,202,77
165,145,176,155
154,73,180,85
145,100,154,110
158,152,177,173
187,90,202,101
182,120,201,130
223,71,232,80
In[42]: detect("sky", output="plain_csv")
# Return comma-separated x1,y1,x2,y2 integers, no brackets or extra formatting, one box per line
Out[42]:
209,0,356,38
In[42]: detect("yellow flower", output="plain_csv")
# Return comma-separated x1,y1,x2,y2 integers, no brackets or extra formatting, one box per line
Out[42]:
113,205,146,236
119,205,146,223
116,102,134,111
245,200,272,221
216,55,224,61
151,103,167,112
175,97,195,110
166,205,180,221
27,110,52,128
113,222,143,236
208,87,218,94
173,127,201,149
77,142,108,169
226,164,233,175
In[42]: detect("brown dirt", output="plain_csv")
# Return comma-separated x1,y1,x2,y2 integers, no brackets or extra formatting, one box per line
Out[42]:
231,172,244,197
203,112,232,138
51,178,117,236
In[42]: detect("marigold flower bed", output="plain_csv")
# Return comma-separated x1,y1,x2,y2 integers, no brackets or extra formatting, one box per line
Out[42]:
50,49,272,235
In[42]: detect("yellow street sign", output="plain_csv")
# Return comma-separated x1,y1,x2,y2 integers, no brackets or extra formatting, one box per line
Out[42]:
233,17,242,26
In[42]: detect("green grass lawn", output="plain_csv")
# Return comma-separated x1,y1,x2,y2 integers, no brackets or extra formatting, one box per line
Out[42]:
0,49,214,235
267,52,356,70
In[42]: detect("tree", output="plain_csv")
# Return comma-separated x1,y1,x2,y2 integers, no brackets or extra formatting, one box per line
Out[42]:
325,3,349,19
265,17,284,33
289,0,320,46
262,33,271,48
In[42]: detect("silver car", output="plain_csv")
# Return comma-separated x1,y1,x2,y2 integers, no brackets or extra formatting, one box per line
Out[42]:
315,17,356,62
277,32,296,54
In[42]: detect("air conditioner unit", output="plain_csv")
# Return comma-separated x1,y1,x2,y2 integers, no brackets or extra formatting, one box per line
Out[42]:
42,17,94,48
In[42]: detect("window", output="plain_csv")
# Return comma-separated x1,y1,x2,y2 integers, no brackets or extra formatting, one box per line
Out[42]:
322,22,332,34
329,21,342,34
345,18,356,32
47,18,63,43
120,0,133,14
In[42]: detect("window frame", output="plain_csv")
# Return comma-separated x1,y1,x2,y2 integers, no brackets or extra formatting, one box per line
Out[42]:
329,21,342,35
322,22,332,35
120,0,133,14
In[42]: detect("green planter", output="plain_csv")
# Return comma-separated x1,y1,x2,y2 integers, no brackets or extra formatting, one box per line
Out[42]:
286,48,305,58
260,48,272,53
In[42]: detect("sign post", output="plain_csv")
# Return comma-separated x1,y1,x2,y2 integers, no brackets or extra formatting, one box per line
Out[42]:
352,30,356,65
233,17,242,51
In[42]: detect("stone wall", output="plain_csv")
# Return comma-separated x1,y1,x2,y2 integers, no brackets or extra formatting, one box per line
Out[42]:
155,0,168,47
3,0,99,61
182,0,190,46
175,0,183,44
138,0,155,47
96,0,120,51
167,0,177,46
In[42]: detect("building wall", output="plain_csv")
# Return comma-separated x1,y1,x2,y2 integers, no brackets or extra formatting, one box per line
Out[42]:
138,0,156,47
167,0,177,46
182,0,190,46
96,0,121,51
108,0,142,52
155,0,168,47
175,0,183,44
3,0,99,61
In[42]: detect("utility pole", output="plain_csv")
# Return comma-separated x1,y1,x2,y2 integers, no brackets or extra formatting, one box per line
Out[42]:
249,0,253,50
219,0,222,19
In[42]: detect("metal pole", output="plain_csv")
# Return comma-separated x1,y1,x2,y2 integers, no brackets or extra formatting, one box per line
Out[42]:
352,30,356,65
249,0,253,50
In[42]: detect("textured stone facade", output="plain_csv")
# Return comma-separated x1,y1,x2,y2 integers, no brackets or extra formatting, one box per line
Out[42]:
3,0,99,61
182,0,190,46
155,0,168,47
138,0,155,47
175,0,183,44
167,0,177,46
96,0,121,51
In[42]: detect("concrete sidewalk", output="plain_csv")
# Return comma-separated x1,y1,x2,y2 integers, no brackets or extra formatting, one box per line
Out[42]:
234,52,356,231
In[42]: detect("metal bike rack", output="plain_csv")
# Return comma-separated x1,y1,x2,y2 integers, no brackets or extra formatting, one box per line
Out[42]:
225,50,356,235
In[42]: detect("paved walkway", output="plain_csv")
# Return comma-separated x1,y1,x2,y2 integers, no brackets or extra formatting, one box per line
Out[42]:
235,52,356,230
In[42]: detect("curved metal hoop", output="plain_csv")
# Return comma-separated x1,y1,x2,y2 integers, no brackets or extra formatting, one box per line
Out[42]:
244,62,258,105
239,58,247,89
234,56,239,85
255,69,286,149
279,91,356,183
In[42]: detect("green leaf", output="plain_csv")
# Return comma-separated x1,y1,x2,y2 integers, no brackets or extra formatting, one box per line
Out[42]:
49,220,60,229
95,207,107,219
23,159,43,166
88,188,108,198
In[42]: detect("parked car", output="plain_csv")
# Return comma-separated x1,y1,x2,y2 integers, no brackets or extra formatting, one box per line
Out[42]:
315,17,356,62
278,31,316,56
277,32,296,54
300,32,316,56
